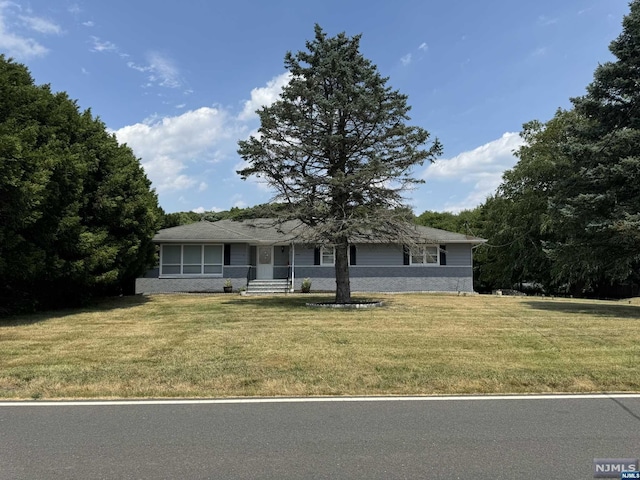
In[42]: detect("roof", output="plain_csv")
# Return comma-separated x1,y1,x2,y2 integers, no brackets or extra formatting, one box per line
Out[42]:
153,218,486,245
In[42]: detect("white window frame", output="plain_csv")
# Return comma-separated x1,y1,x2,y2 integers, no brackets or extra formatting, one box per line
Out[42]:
409,245,440,265
320,246,335,266
160,244,224,276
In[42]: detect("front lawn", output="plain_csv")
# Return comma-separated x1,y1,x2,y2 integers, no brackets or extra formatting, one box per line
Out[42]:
1,294,638,399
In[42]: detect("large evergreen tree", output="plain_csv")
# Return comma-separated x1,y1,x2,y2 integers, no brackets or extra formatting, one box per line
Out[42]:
0,56,162,313
546,0,640,291
237,25,441,303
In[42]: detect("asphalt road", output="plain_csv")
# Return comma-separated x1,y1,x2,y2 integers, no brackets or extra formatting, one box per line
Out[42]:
0,395,639,480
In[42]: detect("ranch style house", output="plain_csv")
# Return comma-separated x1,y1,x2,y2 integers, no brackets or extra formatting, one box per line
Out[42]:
135,218,485,295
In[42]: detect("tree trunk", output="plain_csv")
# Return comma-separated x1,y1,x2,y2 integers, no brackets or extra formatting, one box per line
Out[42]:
334,241,351,303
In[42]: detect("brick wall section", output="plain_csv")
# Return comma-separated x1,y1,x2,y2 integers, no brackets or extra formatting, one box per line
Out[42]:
292,266,474,293
136,265,474,294
136,266,249,294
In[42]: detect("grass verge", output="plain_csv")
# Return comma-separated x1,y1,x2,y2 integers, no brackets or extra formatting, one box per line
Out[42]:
1,294,639,399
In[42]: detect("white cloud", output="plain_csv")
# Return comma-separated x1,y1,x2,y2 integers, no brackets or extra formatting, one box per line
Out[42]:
126,61,147,72
0,3,48,58
192,206,223,214
82,21,94,27
113,107,234,193
419,42,428,51
531,47,547,57
127,52,183,89
238,71,291,121
19,15,62,35
400,53,412,66
423,132,524,212
90,35,117,52
232,197,247,209
92,42,183,91
146,51,181,88
538,15,558,26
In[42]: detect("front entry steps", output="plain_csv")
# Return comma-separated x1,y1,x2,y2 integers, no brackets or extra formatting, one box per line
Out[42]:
245,279,291,295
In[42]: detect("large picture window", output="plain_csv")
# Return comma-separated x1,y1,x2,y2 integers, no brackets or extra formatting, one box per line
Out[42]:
160,244,223,276
410,245,439,265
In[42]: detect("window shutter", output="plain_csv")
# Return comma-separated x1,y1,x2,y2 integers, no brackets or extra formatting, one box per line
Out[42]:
314,247,321,265
403,245,410,265
349,245,357,265
224,244,231,265
440,245,447,265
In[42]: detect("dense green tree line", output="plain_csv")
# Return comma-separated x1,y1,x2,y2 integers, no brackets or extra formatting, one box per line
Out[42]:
160,203,293,228
0,56,162,314
473,0,640,297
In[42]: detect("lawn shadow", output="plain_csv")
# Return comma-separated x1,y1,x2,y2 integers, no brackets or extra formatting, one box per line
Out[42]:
221,294,385,310
221,294,337,310
523,299,640,320
0,295,151,327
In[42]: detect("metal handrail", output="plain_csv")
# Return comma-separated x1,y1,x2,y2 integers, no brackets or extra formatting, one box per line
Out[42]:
246,265,256,283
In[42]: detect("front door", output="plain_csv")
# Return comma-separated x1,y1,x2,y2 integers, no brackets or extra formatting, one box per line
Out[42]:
256,245,273,279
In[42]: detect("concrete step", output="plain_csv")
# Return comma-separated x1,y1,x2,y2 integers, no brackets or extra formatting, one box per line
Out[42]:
246,279,291,294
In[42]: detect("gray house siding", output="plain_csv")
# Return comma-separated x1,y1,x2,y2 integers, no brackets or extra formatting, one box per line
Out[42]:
229,243,248,265
294,247,315,265
445,244,472,266
292,243,473,267
355,244,403,265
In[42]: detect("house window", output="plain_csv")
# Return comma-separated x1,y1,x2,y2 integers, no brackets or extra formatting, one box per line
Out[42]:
204,245,223,274
410,245,439,265
161,245,181,274
321,246,335,265
183,245,203,274
160,244,223,276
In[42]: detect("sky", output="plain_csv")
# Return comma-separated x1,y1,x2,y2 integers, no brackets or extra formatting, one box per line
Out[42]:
0,0,631,214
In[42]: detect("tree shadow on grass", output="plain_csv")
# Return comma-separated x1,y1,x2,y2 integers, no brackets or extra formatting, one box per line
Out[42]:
0,295,151,327
221,295,336,310
221,294,383,310
523,300,640,320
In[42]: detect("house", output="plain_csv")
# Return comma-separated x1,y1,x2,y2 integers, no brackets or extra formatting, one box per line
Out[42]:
135,218,486,294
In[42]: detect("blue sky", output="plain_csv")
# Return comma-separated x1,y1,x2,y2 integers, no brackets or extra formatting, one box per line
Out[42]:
0,0,630,214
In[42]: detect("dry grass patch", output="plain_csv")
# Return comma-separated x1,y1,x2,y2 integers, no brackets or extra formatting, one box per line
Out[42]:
0,294,639,399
